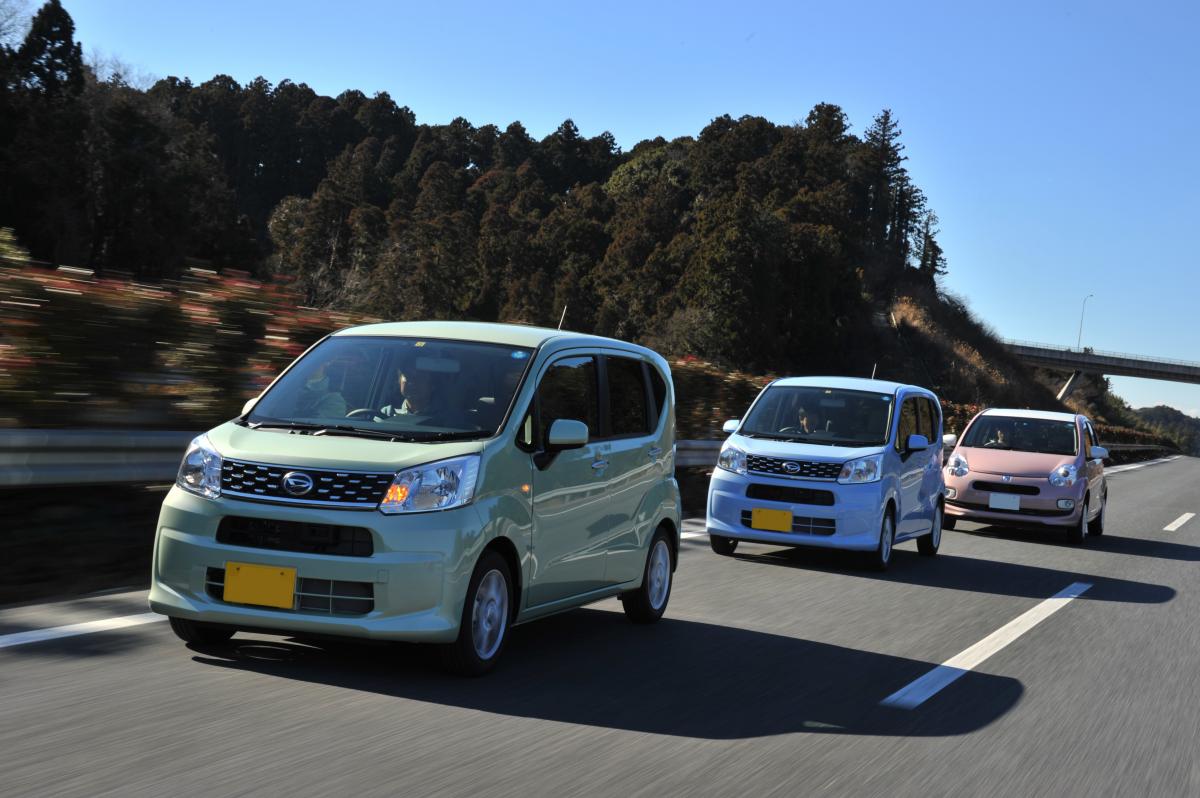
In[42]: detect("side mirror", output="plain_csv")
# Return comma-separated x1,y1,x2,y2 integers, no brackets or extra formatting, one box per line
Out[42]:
722,419,740,434
906,434,930,452
547,419,589,451
1091,446,1109,462
942,434,958,450
241,396,259,416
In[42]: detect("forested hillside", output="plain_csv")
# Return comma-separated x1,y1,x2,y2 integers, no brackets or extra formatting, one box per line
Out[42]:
0,1,1177,443
1,0,952,377
1136,406,1200,456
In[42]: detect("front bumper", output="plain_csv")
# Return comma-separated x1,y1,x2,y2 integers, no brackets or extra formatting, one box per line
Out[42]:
705,468,885,551
944,474,1084,528
148,486,481,643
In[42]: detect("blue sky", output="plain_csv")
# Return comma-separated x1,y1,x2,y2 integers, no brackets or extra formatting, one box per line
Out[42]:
64,0,1200,415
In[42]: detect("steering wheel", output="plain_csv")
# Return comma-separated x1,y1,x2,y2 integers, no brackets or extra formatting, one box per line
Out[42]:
345,408,380,420
778,426,803,434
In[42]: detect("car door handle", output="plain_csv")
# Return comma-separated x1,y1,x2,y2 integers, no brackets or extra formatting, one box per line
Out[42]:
591,459,610,471
647,447,662,458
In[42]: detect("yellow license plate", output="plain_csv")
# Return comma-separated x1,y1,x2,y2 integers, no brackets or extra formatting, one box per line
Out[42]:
750,508,793,533
224,561,296,609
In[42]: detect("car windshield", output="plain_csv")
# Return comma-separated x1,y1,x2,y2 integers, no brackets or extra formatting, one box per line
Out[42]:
740,386,894,446
246,336,535,441
961,415,1078,456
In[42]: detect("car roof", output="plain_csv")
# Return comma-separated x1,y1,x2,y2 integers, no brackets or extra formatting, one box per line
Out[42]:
980,407,1080,422
768,375,927,395
332,320,632,351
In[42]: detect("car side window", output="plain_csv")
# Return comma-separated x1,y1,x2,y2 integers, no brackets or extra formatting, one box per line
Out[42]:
606,356,651,438
916,397,934,442
1084,421,1097,457
535,356,599,446
895,397,918,451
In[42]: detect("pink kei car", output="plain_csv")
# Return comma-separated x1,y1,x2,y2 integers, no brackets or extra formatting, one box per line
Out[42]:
943,408,1108,544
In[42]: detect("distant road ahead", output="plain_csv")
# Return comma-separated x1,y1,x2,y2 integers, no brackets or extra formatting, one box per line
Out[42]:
2,457,1198,797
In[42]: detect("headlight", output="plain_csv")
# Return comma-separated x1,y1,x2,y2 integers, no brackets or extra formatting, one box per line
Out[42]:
1049,463,1078,487
716,444,747,475
947,452,969,478
838,454,883,484
379,455,480,514
177,434,222,499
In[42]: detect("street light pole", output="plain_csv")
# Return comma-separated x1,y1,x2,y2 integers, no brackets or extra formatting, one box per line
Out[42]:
1076,293,1094,350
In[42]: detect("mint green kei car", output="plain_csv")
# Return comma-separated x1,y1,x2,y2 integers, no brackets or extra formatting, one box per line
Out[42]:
149,322,681,674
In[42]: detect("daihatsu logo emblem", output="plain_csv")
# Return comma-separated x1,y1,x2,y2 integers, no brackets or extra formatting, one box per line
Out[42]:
783,462,802,474
281,471,314,496
1002,475,1013,483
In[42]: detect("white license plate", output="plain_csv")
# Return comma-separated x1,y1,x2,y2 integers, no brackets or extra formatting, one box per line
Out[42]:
988,493,1021,511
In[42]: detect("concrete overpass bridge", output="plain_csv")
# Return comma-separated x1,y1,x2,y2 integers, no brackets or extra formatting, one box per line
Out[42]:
1003,339,1200,400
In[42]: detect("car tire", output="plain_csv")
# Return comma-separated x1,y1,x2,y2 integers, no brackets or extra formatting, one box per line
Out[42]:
942,516,957,531
621,529,674,624
168,616,235,645
865,508,896,571
441,550,513,677
917,505,942,556
709,534,738,556
1067,495,1089,545
1088,492,1106,536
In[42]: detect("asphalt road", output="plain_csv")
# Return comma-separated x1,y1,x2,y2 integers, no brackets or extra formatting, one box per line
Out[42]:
2,456,1198,797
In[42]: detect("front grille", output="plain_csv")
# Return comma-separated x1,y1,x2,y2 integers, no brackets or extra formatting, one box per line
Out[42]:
946,499,1072,518
746,483,835,506
216,516,374,557
206,567,374,616
740,509,836,535
746,455,842,480
972,481,1040,496
221,459,394,508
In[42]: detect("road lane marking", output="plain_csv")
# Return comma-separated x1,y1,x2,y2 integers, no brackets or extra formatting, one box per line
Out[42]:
1165,513,1195,532
1107,455,1181,475
0,612,164,650
880,581,1092,710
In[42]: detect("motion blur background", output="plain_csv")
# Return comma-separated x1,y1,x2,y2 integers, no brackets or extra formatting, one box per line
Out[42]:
2,0,1197,603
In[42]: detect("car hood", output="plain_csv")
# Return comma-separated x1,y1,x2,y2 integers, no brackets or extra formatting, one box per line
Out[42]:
206,422,485,472
956,446,1077,478
729,434,879,463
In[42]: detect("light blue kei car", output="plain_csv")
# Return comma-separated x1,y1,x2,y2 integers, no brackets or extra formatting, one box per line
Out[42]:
706,376,947,570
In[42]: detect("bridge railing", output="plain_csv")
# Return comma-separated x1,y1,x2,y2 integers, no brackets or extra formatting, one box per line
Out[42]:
1002,339,1200,370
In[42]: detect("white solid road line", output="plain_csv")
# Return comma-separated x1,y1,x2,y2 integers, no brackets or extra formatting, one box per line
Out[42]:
880,581,1093,710
1107,455,1181,475
0,612,164,650
1164,513,1195,532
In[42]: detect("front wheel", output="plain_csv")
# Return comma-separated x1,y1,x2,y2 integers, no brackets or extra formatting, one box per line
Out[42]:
1067,496,1089,545
441,551,512,676
1088,493,1106,536
942,515,957,531
621,530,674,624
917,505,942,556
168,616,235,645
710,534,738,556
864,508,896,571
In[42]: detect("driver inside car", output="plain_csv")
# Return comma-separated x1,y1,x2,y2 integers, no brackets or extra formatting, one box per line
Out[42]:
377,366,472,428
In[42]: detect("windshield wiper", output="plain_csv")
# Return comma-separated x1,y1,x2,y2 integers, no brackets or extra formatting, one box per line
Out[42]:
403,429,491,442
245,421,325,433
310,425,406,442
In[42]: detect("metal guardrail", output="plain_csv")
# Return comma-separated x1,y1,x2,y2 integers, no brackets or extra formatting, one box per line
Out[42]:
0,431,1177,487
0,429,196,487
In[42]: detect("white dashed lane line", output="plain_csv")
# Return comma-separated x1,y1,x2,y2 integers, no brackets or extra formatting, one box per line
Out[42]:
880,581,1093,710
1164,513,1195,532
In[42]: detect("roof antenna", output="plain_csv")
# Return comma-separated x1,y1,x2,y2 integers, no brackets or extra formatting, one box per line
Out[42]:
870,362,878,379
557,304,568,330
